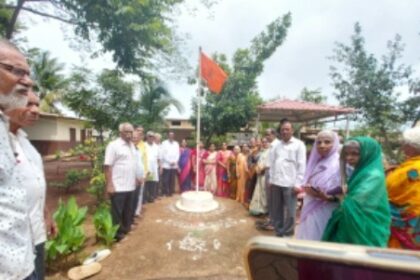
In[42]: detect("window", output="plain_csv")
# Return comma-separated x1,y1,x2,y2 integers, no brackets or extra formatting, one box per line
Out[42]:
171,121,181,126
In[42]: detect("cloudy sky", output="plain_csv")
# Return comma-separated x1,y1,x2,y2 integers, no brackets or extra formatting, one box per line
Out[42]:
21,0,420,119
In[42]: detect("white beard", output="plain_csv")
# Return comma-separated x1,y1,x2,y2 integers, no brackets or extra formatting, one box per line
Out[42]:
0,85,28,110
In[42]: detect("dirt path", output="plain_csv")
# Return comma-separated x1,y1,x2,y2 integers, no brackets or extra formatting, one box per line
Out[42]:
87,195,270,280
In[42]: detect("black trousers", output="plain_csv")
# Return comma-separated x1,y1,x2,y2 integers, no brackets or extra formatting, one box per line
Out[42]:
111,191,135,240
145,181,157,202
35,242,44,280
152,180,159,200
157,178,163,197
23,271,37,280
162,168,177,196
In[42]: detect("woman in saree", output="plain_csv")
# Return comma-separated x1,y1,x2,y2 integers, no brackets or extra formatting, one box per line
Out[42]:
203,143,218,193
191,141,206,189
228,146,240,199
296,130,341,240
387,127,420,250
178,139,192,192
246,139,261,204
236,144,250,204
249,137,270,216
322,137,391,247
216,142,231,197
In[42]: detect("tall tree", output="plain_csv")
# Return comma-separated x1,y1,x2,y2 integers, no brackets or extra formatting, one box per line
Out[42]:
64,68,139,140
299,87,326,104
27,48,68,113
192,13,292,144
137,78,184,132
330,22,417,158
0,0,214,76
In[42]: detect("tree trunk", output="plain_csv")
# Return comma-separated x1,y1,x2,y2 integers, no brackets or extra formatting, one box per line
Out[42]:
98,128,104,144
379,126,396,162
6,0,26,39
205,131,214,147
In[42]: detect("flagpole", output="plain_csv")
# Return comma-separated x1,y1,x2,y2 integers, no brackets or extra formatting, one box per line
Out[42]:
196,46,202,192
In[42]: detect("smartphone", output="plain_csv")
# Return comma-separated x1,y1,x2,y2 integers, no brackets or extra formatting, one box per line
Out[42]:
245,236,420,280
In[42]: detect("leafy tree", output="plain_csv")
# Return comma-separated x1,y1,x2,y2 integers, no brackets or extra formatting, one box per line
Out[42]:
0,0,12,35
192,13,292,144
136,78,184,132
65,68,181,138
64,67,140,140
299,87,326,104
27,48,68,113
329,22,417,158
0,0,212,76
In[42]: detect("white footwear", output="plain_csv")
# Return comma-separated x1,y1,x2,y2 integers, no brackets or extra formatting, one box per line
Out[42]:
68,262,102,280
83,249,111,265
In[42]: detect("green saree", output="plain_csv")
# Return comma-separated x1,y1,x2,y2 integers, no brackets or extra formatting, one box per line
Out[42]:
322,137,391,247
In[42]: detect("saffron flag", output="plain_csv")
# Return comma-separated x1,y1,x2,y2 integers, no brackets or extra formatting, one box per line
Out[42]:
200,52,228,94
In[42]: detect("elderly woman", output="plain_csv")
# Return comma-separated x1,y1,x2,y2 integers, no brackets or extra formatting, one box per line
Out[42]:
203,143,218,193
387,127,420,250
296,130,341,240
322,137,391,247
249,137,270,216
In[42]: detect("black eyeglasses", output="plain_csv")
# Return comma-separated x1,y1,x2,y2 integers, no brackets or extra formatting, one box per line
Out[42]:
0,62,30,78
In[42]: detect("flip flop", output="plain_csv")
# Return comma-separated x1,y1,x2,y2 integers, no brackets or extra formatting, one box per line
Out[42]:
83,249,111,265
68,262,102,280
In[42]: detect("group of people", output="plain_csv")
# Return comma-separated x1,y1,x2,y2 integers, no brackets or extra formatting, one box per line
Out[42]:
0,40,55,280
177,117,420,251
254,119,420,250
162,118,420,250
104,125,186,242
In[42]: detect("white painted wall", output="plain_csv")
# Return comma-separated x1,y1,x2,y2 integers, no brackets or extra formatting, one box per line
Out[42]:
25,116,88,141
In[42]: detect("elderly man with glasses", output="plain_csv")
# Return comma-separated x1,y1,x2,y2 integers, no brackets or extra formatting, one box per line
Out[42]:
0,39,37,280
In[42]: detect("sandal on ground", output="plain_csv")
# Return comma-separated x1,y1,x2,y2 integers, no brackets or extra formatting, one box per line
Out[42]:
68,262,102,280
83,249,111,265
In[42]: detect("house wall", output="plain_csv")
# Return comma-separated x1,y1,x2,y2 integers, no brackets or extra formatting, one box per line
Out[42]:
25,116,89,155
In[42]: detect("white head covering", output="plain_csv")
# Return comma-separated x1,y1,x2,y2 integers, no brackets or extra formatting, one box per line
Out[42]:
403,127,420,150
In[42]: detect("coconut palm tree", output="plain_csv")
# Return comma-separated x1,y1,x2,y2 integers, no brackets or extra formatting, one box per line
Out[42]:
138,78,184,132
28,48,68,114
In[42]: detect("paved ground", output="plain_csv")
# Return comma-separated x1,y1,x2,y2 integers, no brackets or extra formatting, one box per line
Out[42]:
86,195,270,280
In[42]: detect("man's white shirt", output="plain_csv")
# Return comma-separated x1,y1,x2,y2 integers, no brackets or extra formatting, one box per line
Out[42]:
146,142,159,181
269,137,306,187
0,112,34,280
104,138,140,192
12,129,47,246
160,139,180,169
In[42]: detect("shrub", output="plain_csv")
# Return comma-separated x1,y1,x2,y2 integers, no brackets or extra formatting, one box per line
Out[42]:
93,203,119,247
87,173,106,204
54,150,62,160
46,197,87,263
52,169,90,192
